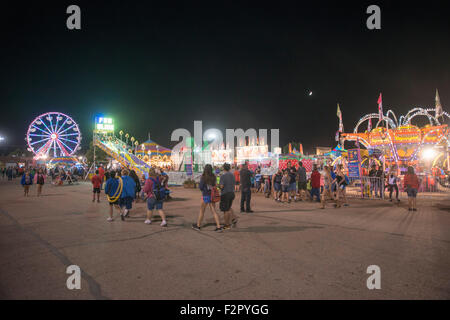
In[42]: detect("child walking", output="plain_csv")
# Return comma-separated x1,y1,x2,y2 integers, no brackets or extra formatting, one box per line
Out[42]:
21,171,33,197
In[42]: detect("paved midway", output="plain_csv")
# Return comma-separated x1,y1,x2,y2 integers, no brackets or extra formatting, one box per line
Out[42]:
0,179,449,299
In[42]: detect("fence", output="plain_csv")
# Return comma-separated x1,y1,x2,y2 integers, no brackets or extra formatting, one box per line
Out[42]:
345,175,450,199
346,176,385,199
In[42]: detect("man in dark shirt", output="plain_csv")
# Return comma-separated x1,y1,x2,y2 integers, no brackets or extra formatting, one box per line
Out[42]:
239,163,253,213
287,162,297,202
219,163,237,228
297,161,307,200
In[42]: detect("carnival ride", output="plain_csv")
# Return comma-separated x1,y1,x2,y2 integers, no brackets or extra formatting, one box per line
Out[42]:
136,139,173,168
94,134,151,176
341,107,450,169
26,112,82,158
94,133,172,177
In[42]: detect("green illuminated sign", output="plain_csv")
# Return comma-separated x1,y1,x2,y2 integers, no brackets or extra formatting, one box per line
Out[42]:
95,117,115,132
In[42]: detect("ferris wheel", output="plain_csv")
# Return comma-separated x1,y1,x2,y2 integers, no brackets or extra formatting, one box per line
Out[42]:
26,112,82,158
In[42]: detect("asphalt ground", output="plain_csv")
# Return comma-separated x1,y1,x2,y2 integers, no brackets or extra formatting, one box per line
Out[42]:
0,179,449,299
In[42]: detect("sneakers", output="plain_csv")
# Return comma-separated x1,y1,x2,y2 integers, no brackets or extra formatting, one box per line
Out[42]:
222,225,231,230
107,217,113,222
192,224,201,231
144,219,152,224
215,227,224,232
160,221,167,227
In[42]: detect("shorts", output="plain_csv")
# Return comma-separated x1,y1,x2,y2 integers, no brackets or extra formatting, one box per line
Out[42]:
109,199,119,206
288,182,296,192
274,182,281,191
298,181,307,191
147,197,163,210
203,195,212,203
406,188,418,198
220,192,235,212
119,196,133,210
282,185,289,193
93,187,100,193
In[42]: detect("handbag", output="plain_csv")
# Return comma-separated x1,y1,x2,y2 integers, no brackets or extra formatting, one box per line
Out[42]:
210,186,221,203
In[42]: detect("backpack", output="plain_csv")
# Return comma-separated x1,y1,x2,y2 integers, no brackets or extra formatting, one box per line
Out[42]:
150,177,166,201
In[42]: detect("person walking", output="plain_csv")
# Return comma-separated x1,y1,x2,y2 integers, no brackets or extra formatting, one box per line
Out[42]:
239,163,253,213
119,169,136,220
105,171,122,221
272,169,282,202
320,166,334,209
7,167,13,181
376,165,385,198
281,170,290,203
387,166,400,202
233,166,240,192
219,163,237,230
21,170,33,197
286,162,297,201
35,169,45,196
192,164,223,232
143,168,167,226
98,165,105,190
310,164,321,202
404,166,419,211
297,161,308,201
129,170,141,202
333,165,347,208
91,170,102,202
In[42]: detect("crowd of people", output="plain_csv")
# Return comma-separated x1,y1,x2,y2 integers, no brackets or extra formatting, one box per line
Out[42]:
91,160,423,229
5,157,423,225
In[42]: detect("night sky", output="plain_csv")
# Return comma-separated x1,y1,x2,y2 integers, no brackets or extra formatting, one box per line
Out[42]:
1,1,449,154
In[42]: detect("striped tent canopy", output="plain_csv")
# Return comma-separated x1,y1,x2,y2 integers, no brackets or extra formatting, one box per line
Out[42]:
324,144,347,158
136,139,172,157
48,156,78,166
280,153,301,160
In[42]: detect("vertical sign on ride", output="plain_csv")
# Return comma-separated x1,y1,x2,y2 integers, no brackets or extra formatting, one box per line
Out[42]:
347,149,361,178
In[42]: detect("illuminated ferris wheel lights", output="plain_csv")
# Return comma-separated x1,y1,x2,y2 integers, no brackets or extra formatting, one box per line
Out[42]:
27,112,81,158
